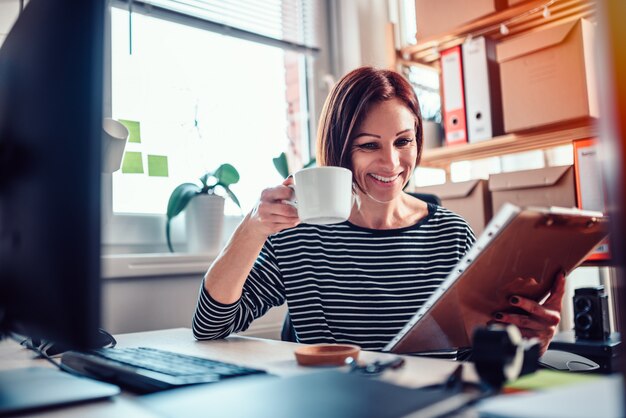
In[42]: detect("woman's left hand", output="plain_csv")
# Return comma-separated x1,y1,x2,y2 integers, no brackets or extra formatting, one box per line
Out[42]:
493,271,567,355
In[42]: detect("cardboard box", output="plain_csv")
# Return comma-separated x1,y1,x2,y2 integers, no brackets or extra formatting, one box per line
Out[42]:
573,138,610,260
415,0,507,40
489,165,576,215
414,179,492,235
496,19,598,132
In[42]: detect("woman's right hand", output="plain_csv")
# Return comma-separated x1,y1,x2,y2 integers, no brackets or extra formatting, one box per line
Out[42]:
246,177,300,238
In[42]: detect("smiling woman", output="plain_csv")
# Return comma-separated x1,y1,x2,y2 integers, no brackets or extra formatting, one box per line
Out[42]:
191,66,567,355
351,102,418,201
315,68,426,230
192,67,473,353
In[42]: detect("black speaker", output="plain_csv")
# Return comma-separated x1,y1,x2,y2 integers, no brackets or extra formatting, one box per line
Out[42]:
573,286,610,340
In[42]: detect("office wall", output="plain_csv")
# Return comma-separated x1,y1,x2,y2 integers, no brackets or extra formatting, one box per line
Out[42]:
0,0,21,47
102,274,287,339
332,0,393,76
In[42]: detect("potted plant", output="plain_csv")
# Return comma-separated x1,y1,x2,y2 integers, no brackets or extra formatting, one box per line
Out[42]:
166,163,241,253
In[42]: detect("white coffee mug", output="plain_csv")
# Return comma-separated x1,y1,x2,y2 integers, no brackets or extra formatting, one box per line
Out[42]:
286,166,353,225
102,118,129,173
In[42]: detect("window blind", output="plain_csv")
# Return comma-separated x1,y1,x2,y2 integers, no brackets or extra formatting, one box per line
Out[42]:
114,0,321,53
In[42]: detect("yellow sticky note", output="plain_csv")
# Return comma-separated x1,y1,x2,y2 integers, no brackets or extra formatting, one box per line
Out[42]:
148,155,169,177
121,151,144,174
119,119,141,143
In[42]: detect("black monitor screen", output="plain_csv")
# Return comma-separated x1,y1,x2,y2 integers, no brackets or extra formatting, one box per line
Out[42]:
0,0,104,349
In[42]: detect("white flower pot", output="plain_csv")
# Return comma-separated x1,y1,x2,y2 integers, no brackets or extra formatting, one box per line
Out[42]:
185,194,225,254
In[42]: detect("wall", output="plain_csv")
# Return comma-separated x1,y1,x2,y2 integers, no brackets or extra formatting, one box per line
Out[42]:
102,273,287,339
332,0,394,76
0,0,21,47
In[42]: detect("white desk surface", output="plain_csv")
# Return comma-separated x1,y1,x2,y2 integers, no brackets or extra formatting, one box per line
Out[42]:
0,328,478,417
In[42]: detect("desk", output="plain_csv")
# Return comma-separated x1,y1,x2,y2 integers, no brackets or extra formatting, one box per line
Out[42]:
0,328,478,417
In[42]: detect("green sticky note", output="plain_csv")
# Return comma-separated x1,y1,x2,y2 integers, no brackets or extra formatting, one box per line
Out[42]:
505,369,599,392
121,151,144,174
119,119,141,143
147,155,169,177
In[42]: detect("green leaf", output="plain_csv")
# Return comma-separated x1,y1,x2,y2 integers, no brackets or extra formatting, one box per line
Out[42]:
214,163,240,186
303,158,316,169
166,220,174,253
220,184,241,209
166,183,201,253
166,183,201,220
199,172,210,188
273,152,289,179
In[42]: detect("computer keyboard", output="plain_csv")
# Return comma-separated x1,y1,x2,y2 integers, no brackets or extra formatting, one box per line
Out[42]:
61,347,268,393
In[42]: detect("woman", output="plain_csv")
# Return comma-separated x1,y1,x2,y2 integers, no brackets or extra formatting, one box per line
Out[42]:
192,66,564,354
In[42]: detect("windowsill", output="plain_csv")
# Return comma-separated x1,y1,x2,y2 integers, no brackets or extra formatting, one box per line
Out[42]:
102,252,217,279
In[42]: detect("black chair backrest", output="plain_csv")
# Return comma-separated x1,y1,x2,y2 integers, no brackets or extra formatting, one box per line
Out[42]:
281,314,297,342
407,192,441,206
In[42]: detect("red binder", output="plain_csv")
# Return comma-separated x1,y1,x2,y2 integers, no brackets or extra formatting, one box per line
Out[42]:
441,45,467,146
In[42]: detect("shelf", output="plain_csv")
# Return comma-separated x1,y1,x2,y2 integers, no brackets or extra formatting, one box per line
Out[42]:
581,259,614,268
400,0,596,65
420,120,596,169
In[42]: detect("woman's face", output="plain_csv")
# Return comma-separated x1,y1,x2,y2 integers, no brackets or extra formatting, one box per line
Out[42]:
350,98,418,203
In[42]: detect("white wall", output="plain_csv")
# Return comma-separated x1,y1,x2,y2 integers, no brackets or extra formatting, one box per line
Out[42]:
102,273,287,339
0,0,21,47
333,0,394,75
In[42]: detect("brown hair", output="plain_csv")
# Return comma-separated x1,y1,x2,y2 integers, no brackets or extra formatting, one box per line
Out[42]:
316,66,423,172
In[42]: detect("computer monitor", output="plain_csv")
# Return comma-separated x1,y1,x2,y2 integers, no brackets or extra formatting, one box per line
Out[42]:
0,0,105,350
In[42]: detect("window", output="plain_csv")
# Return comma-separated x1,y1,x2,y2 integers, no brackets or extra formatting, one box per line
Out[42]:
103,1,327,252
110,8,308,216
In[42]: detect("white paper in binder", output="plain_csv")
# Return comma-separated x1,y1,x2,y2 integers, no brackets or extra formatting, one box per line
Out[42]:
462,36,503,142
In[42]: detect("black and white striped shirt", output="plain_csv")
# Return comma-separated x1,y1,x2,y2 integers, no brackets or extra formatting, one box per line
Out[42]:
193,204,475,351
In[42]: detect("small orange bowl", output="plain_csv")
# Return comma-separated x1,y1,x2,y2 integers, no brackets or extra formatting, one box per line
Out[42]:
294,344,360,367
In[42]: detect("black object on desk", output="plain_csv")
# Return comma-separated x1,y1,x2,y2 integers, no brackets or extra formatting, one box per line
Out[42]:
538,349,600,372
141,370,484,418
548,330,621,374
61,347,267,393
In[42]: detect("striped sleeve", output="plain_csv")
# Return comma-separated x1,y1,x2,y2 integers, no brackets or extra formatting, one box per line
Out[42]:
192,238,286,340
465,225,477,252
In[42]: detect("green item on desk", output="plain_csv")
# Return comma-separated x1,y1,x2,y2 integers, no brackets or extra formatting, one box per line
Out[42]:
119,119,141,143
148,155,169,177
121,151,144,174
505,369,600,391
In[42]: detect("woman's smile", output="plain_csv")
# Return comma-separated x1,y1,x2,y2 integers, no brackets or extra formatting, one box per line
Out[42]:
368,172,402,187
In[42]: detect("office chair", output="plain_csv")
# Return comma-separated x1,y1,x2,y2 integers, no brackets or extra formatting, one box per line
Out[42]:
281,314,298,343
279,192,441,343
407,192,441,206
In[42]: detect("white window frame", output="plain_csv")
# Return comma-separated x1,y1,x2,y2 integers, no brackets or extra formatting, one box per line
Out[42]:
101,1,334,256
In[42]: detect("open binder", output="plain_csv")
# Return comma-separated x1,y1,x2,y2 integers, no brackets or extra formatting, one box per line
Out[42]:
384,203,610,354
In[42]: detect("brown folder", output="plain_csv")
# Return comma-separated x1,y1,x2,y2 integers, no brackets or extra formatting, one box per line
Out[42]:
384,204,609,354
